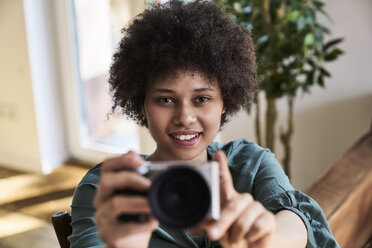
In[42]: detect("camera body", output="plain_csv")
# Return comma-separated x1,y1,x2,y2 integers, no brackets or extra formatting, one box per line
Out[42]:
117,161,220,228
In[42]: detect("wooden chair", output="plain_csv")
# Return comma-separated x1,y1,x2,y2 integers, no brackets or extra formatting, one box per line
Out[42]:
305,127,372,248
51,211,72,248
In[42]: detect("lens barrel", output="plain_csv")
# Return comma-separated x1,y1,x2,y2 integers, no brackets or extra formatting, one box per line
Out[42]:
149,166,211,228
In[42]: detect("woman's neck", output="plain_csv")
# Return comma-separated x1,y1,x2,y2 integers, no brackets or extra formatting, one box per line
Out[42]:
146,149,208,162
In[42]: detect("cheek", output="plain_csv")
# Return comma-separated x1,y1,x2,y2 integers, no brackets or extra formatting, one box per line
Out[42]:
201,107,224,129
145,107,169,132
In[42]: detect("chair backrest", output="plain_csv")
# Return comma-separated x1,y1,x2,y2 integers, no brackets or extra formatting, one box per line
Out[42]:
51,211,72,248
305,129,372,248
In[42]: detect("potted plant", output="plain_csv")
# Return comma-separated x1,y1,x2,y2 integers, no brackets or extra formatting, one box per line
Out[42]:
215,0,344,178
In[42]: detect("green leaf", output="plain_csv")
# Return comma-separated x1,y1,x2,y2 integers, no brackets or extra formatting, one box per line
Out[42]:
323,38,344,51
317,74,325,87
306,59,316,68
242,6,252,14
220,0,343,100
287,10,301,22
305,9,316,25
306,70,315,85
324,48,344,61
319,67,331,77
257,35,269,44
318,8,332,21
313,0,325,9
304,33,315,46
240,21,253,30
315,23,330,34
233,2,242,13
297,16,306,31
314,28,324,43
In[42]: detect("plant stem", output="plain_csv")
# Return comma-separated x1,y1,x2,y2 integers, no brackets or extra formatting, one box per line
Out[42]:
280,97,294,178
261,0,274,151
265,96,277,152
255,91,262,146
261,0,271,27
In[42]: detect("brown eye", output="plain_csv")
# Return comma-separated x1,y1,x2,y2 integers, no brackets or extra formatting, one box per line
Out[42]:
157,97,174,104
194,96,210,104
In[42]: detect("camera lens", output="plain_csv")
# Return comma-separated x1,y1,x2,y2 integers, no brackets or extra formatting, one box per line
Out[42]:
149,166,210,228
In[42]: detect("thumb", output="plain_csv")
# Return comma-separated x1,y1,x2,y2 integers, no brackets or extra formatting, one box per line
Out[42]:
214,150,235,204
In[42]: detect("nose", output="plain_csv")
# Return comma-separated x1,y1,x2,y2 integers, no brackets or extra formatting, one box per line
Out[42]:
172,101,196,126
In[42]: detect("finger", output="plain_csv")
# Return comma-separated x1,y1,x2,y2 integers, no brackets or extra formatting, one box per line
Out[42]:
99,218,159,245
104,231,152,248
228,201,266,243
110,196,152,218
202,193,253,241
115,218,159,237
245,212,275,244
249,234,274,248
95,195,152,224
107,228,157,248
219,235,230,248
94,196,153,227
102,151,144,172
94,172,151,207
213,150,235,203
220,237,246,248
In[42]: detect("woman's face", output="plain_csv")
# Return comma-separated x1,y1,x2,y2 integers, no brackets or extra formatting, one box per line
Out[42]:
144,71,225,161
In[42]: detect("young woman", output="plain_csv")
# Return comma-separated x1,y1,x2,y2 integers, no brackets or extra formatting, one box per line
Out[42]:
69,1,339,247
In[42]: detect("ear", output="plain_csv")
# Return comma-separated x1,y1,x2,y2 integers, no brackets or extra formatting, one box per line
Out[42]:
222,107,226,114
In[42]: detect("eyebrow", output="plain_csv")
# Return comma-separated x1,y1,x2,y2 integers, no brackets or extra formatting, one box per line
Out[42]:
152,87,215,93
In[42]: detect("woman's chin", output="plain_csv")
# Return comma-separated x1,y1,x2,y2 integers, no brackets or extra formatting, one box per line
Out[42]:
172,149,207,161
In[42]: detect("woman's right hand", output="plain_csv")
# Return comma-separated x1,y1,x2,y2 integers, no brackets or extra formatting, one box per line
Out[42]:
93,151,159,248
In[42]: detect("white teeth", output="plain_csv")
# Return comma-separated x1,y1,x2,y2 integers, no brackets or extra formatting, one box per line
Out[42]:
174,134,198,140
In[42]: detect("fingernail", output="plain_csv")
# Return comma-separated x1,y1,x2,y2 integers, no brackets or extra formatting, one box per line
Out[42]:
152,220,159,228
143,178,151,186
210,226,219,239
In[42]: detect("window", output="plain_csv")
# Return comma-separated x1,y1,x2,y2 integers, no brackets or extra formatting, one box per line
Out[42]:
57,0,155,163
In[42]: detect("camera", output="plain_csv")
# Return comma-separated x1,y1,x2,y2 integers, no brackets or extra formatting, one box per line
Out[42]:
116,161,220,228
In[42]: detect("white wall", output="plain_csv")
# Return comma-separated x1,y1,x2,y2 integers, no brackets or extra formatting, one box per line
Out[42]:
221,0,372,190
23,0,69,174
0,0,42,173
0,0,68,174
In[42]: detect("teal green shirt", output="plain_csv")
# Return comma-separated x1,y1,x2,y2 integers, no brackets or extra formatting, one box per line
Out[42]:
69,138,339,247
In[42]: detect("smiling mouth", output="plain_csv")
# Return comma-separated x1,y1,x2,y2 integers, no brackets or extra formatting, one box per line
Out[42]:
173,134,199,141
170,132,202,146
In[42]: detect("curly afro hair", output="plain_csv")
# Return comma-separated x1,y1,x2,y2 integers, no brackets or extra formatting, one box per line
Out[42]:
109,0,257,127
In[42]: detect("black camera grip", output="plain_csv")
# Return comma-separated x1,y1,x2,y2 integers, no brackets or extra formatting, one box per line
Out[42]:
114,189,151,223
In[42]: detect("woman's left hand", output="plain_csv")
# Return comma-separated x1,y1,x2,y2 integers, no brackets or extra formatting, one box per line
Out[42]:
201,150,276,248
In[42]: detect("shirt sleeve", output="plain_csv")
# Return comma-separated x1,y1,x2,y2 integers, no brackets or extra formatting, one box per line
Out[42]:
68,166,104,248
253,150,340,248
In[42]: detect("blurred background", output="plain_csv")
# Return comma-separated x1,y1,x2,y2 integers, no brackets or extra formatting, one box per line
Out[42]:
0,0,371,247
